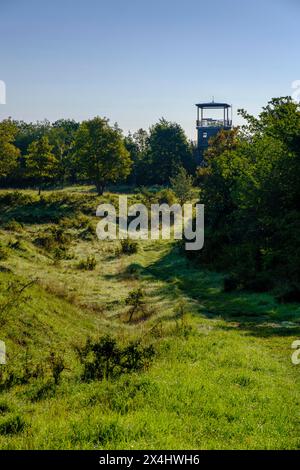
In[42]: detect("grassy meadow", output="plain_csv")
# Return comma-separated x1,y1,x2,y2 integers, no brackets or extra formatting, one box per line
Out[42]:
0,186,300,449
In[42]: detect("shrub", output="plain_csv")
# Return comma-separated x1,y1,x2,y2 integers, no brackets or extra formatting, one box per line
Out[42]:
0,414,26,435
0,243,9,261
76,335,155,382
0,279,34,326
52,246,73,261
78,222,95,240
8,239,25,251
0,349,64,392
125,287,146,321
60,214,95,240
0,191,33,208
0,401,10,414
48,351,65,385
35,226,72,253
3,219,23,232
77,255,97,270
156,188,177,206
120,239,139,255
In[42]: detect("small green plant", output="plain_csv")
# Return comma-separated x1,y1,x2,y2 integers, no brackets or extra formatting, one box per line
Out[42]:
0,414,26,435
125,287,146,322
52,246,73,261
48,351,65,385
0,243,9,261
156,188,177,206
0,279,34,326
3,219,23,232
0,401,10,414
173,300,194,338
120,239,139,255
77,255,97,270
76,335,155,382
170,166,194,204
8,239,25,251
35,225,72,249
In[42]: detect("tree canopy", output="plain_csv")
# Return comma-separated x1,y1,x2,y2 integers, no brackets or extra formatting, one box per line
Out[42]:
74,117,132,194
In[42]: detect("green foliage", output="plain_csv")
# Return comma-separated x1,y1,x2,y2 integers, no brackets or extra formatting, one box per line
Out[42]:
3,219,23,232
170,166,194,204
125,287,147,321
34,226,72,253
0,186,300,449
74,117,132,194
76,335,155,382
119,239,139,255
0,279,33,326
77,255,97,271
192,97,300,296
145,118,194,184
156,188,177,205
0,414,26,435
0,242,9,261
0,119,20,178
48,119,79,182
25,136,58,194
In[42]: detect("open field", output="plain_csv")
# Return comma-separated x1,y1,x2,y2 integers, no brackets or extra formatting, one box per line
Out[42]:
0,187,300,449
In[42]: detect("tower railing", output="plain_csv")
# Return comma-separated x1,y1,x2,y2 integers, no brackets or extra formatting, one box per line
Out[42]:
196,119,232,128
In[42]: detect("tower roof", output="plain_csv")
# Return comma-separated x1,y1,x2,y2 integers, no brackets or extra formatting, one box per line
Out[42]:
195,102,231,109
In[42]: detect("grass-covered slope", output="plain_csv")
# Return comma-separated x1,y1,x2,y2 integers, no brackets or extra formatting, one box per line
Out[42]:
0,188,300,449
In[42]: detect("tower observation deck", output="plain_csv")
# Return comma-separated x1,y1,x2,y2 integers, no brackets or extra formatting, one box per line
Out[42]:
196,101,232,162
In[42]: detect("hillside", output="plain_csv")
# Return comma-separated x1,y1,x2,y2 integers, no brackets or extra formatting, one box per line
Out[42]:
0,188,300,449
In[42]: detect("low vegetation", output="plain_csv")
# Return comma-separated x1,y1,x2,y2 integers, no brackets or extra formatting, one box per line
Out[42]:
0,187,299,449
0,96,299,449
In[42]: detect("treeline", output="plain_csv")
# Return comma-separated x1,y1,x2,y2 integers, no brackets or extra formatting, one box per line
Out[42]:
1,96,299,298
0,116,196,193
192,97,300,300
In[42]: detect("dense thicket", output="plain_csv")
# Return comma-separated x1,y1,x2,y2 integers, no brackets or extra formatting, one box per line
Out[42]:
192,97,300,300
0,117,194,190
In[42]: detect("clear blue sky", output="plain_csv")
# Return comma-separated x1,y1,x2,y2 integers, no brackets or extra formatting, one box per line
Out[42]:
0,0,299,139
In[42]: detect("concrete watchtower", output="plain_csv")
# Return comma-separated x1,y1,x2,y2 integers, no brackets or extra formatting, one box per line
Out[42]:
196,101,232,162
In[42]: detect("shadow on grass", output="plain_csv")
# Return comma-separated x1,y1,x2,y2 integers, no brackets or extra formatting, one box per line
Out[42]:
0,193,99,224
114,244,300,338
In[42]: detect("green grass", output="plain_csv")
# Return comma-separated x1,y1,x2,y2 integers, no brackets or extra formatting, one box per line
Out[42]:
0,187,300,449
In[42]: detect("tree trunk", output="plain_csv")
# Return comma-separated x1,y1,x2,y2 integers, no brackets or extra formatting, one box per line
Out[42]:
95,181,105,195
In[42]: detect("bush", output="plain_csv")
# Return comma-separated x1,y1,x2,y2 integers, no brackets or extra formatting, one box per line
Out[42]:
77,255,97,270
119,239,139,255
78,222,95,240
76,335,155,382
60,214,95,240
0,401,10,414
156,188,177,206
0,243,9,261
125,287,146,321
35,226,72,253
0,191,34,208
8,239,25,251
0,348,64,392
3,219,23,232
0,414,26,435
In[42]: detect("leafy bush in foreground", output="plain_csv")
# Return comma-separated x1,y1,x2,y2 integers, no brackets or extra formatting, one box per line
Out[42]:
76,335,155,382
